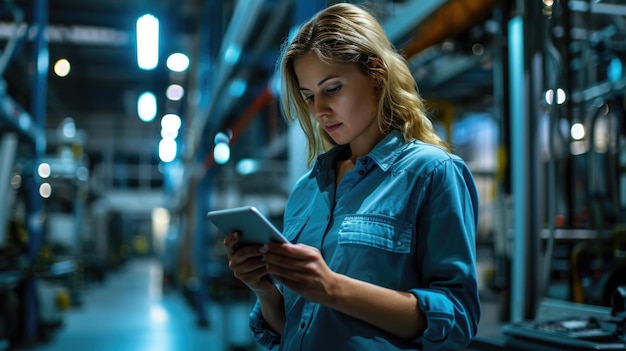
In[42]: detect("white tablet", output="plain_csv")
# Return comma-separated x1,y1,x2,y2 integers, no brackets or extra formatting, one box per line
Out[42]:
207,206,289,245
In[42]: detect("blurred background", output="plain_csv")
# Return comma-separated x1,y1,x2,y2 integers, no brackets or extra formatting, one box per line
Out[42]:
1,0,626,350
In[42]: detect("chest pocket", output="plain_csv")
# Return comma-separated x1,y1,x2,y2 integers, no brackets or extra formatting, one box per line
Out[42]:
338,215,412,254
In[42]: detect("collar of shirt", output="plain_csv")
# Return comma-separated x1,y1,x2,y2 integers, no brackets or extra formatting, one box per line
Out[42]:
311,130,407,179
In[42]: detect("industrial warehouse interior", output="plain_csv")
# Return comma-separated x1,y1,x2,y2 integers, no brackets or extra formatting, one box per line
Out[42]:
1,0,626,350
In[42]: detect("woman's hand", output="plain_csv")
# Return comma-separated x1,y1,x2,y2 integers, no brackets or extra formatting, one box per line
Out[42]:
224,231,276,297
260,243,340,305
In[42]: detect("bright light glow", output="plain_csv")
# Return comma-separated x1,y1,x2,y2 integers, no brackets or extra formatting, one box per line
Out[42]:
160,128,179,139
214,142,230,164
159,138,177,163
62,117,76,138
38,163,51,178
571,122,585,140
39,183,52,198
165,84,184,101
138,92,157,122
136,14,159,70
150,305,169,324
545,88,566,105
161,114,181,132
166,53,189,72
543,0,554,6
214,131,230,145
236,159,259,175
608,57,622,83
53,58,71,77
228,78,247,97
224,44,241,64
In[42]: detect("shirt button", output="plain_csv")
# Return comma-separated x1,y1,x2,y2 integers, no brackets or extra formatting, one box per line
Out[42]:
300,322,306,329
358,170,364,175
360,159,367,164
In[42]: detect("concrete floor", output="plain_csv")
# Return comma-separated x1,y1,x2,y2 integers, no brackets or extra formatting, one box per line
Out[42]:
21,258,261,351
7,257,512,351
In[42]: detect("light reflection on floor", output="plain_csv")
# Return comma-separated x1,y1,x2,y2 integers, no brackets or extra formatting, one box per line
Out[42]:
23,258,260,351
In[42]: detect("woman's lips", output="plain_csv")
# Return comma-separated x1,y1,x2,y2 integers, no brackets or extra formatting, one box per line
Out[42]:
325,123,341,133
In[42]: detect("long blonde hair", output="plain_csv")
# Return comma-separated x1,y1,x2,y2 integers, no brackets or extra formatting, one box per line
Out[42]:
279,3,449,166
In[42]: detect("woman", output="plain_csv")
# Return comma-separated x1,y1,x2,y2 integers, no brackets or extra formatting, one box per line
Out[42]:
224,3,480,350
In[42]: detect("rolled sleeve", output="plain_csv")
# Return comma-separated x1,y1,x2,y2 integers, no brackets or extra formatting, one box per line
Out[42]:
410,158,481,350
249,300,281,349
410,288,477,349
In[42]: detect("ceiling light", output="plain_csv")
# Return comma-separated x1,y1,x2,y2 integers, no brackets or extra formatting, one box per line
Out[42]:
39,183,52,198
213,142,230,164
161,113,181,132
166,53,189,72
53,58,71,77
138,92,157,122
38,163,51,178
159,138,177,163
166,84,184,101
136,14,159,70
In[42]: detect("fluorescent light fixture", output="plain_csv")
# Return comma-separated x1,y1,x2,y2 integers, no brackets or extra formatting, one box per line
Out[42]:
213,142,230,164
138,91,157,122
159,138,177,163
136,14,159,70
165,84,184,101
161,113,181,132
166,53,189,72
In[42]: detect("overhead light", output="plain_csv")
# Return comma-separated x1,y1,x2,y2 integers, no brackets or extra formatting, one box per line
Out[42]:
138,92,157,122
165,84,184,101
166,53,189,72
53,58,71,77
213,143,230,164
570,123,585,140
159,138,177,163
136,14,159,70
545,88,566,105
38,163,51,178
161,113,181,132
228,78,247,97
39,183,52,198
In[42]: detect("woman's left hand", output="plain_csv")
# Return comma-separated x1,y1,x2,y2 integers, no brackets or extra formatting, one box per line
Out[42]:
261,243,339,305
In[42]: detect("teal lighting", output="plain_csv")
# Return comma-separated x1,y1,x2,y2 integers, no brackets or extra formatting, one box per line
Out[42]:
136,14,159,70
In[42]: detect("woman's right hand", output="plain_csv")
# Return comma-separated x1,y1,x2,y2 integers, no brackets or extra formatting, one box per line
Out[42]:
224,231,276,296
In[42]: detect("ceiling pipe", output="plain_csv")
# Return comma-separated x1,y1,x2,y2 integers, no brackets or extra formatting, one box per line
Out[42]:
189,0,266,146
401,0,502,59
211,0,291,128
382,0,449,45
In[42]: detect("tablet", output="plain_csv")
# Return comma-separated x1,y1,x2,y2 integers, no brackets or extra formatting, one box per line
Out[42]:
207,206,289,245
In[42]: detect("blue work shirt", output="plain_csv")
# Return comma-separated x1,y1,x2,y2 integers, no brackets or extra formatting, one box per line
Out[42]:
250,130,480,350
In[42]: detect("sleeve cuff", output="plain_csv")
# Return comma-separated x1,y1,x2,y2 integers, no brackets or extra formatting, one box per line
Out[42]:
410,289,454,343
249,300,282,349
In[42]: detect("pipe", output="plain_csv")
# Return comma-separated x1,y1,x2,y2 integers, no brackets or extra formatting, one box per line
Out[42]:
402,0,502,59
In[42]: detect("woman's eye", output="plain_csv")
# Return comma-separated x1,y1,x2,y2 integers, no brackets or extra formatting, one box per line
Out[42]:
327,85,341,94
303,94,313,102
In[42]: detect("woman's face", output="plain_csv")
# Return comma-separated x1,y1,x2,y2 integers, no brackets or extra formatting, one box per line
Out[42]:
293,52,384,155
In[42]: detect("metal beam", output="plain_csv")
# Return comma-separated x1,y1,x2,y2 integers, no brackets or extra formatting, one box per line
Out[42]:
382,0,448,44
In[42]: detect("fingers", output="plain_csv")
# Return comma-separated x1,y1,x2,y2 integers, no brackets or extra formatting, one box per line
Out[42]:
223,231,241,256
262,244,322,274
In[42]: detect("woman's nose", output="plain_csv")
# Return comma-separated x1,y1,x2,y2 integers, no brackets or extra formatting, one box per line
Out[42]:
311,97,329,120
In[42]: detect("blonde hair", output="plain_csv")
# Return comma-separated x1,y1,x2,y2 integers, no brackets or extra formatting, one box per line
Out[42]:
279,3,449,166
